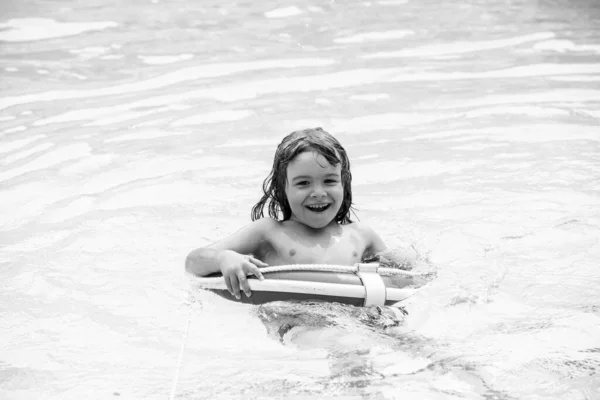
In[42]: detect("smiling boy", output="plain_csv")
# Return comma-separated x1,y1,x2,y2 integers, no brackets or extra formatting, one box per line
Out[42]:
185,128,388,300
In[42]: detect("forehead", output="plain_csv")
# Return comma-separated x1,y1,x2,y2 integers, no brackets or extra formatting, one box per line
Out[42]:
286,151,341,176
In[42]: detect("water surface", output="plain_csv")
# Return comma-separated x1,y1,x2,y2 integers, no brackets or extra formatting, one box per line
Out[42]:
1,0,599,399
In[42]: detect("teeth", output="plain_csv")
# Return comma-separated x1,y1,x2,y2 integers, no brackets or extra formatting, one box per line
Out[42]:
307,204,328,210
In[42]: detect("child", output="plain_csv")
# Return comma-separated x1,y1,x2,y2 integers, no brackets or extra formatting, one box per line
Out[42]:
185,127,412,300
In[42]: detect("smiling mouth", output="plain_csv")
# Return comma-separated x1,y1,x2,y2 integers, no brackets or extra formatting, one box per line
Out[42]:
305,204,331,213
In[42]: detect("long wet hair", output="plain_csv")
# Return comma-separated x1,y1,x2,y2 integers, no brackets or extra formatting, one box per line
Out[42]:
251,127,355,224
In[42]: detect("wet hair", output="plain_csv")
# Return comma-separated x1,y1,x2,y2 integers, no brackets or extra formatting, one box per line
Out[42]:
251,127,355,224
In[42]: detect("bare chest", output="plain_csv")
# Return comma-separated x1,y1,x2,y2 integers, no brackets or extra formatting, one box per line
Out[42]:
257,228,366,266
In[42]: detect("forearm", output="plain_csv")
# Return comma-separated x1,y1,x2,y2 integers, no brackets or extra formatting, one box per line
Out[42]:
185,247,226,276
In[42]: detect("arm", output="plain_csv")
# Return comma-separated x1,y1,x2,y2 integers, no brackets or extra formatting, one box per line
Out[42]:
185,218,273,298
361,223,387,261
361,224,417,269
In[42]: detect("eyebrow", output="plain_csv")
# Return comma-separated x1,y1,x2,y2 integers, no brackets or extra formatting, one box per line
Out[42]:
291,173,340,181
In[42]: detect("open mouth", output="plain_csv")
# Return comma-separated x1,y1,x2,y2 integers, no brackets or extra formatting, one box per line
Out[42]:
305,203,331,213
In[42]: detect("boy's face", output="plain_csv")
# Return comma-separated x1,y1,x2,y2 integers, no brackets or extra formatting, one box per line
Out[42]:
285,151,344,229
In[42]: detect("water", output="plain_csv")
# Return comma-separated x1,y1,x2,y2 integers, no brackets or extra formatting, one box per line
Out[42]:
1,0,599,399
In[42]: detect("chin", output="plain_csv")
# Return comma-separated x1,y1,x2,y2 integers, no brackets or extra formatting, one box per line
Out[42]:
304,218,335,230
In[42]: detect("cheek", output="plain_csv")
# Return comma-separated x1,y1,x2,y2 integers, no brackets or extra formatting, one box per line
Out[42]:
285,187,300,205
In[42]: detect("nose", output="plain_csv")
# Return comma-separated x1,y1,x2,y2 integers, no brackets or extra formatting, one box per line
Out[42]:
310,184,326,199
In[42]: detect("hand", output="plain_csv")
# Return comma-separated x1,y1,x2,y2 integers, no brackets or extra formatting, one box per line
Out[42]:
218,250,268,299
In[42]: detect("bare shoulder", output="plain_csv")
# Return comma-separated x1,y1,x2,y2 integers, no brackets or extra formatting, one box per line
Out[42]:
346,221,387,254
246,217,281,237
208,217,280,255
346,220,378,239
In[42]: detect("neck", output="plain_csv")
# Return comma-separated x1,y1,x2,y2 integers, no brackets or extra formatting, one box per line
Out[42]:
288,219,339,234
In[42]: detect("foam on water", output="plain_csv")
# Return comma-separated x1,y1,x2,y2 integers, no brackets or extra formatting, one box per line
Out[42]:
24,68,403,118
534,39,600,53
0,58,335,111
0,18,118,42
0,182,76,230
68,46,112,58
3,143,55,165
3,125,28,134
8,63,597,121
215,138,280,148
552,76,600,82
462,105,571,118
32,104,184,126
331,112,459,133
201,68,403,102
349,93,390,101
435,88,600,109
353,160,488,185
0,135,47,154
104,129,190,143
171,110,255,126
0,143,91,182
411,124,600,143
491,124,600,142
1,229,74,254
480,63,600,78
202,64,600,103
264,6,303,18
85,108,182,127
334,30,414,44
363,32,556,58
131,118,176,128
40,196,97,224
138,54,194,65
377,0,409,4
99,182,213,210
57,154,115,178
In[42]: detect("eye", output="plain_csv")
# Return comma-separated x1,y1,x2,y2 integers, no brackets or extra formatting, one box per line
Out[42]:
325,179,339,185
296,180,309,186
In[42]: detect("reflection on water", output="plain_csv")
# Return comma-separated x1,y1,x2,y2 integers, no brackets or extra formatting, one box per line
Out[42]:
1,0,600,399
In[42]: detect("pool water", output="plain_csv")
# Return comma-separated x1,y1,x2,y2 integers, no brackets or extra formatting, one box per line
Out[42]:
1,0,599,399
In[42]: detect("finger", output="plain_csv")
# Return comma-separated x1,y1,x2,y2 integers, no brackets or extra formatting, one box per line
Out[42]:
229,275,241,300
248,256,269,268
249,264,264,281
238,272,252,298
243,259,264,281
224,274,234,296
245,257,266,280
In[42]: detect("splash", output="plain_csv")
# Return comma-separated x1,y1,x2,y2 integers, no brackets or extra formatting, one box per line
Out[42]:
256,301,408,344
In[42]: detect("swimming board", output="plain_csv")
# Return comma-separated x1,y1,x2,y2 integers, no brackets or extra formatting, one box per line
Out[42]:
196,263,423,307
